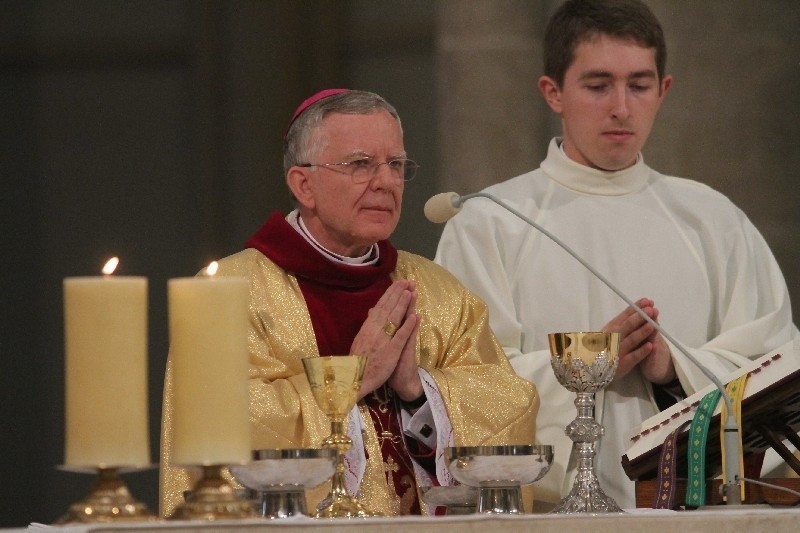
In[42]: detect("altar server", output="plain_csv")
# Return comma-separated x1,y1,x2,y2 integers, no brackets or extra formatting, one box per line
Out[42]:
435,0,799,509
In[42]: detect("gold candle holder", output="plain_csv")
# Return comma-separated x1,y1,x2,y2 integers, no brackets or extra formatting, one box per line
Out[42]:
302,355,380,518
57,467,154,524
169,464,255,520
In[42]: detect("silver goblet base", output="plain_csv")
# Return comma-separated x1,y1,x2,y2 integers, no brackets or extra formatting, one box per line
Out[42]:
549,392,623,514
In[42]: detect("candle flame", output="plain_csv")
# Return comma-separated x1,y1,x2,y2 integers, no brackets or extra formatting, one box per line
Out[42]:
102,257,120,275
205,261,219,276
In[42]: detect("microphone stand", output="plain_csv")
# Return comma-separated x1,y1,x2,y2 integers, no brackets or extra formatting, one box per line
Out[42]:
450,191,743,504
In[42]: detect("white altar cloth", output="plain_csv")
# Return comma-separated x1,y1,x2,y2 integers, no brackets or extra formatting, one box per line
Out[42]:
21,506,800,533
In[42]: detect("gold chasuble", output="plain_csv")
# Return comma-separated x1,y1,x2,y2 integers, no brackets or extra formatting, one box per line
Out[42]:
159,212,538,517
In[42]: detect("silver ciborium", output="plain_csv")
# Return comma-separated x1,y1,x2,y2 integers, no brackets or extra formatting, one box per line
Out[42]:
443,444,554,514
230,448,337,518
548,331,622,513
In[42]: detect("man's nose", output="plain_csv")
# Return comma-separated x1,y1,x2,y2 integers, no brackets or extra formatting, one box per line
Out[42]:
610,87,631,120
370,161,399,187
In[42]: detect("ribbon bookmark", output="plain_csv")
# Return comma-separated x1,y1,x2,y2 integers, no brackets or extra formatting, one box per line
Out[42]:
654,420,691,509
685,388,722,507
720,374,748,502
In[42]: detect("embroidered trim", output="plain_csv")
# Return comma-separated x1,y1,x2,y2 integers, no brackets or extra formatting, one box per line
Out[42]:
653,420,691,509
685,389,722,507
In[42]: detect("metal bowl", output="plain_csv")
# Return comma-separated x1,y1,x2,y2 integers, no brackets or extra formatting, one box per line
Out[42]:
230,448,337,492
229,448,337,519
443,444,554,514
422,485,478,514
445,444,553,487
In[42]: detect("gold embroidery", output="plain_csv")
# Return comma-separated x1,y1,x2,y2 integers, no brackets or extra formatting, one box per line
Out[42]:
383,457,401,515
398,474,417,515
375,384,391,413
369,386,403,446
367,385,420,515
384,456,400,475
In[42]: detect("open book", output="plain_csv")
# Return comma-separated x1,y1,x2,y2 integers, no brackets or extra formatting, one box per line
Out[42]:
622,339,800,481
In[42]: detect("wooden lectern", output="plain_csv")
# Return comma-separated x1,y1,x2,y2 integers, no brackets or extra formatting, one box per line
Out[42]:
621,340,800,508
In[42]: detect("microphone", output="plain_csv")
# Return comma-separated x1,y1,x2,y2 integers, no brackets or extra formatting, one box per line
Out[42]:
426,190,744,504
424,192,465,223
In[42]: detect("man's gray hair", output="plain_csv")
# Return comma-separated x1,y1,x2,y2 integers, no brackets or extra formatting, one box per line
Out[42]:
283,90,402,174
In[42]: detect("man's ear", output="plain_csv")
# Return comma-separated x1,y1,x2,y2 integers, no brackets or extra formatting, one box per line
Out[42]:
286,167,314,209
659,74,673,99
538,75,563,114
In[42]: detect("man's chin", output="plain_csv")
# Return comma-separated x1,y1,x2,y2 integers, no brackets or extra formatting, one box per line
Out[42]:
360,211,398,228
592,153,638,172
367,226,397,244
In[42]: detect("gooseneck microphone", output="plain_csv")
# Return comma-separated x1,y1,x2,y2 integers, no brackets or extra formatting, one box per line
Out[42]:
426,190,744,504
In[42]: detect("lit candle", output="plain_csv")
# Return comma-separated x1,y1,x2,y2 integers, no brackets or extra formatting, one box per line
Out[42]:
63,257,149,468
168,262,251,465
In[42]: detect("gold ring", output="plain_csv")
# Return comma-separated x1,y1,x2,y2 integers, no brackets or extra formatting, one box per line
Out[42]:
383,321,398,337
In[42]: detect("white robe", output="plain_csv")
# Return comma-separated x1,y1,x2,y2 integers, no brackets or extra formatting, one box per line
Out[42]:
434,138,799,509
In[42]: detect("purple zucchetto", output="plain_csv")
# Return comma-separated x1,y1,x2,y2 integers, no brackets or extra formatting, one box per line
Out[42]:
284,88,351,140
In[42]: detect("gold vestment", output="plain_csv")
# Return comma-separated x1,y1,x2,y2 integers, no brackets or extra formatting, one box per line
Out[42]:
159,248,538,516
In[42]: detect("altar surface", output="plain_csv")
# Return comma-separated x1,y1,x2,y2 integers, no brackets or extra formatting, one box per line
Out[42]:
21,507,800,533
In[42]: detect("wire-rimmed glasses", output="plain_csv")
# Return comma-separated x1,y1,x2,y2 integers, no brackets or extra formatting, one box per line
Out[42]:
299,157,418,184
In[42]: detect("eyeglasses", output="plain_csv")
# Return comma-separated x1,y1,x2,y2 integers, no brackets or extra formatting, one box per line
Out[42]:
299,157,418,184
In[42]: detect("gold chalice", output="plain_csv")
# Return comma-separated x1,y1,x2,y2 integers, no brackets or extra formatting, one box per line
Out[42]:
548,331,623,513
302,355,379,518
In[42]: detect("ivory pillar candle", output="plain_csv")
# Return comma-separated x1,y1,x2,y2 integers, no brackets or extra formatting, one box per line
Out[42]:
63,274,149,468
168,274,251,465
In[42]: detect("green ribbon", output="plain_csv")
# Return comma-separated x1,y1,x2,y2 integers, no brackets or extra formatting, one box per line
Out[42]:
685,388,722,507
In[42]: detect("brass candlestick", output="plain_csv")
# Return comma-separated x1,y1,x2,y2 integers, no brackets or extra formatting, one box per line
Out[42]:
548,331,623,514
169,464,255,520
302,355,379,518
57,467,154,524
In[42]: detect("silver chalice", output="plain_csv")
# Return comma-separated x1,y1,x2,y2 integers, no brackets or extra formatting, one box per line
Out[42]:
548,331,622,514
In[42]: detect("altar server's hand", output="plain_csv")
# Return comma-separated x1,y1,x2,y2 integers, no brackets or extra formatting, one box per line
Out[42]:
603,298,675,384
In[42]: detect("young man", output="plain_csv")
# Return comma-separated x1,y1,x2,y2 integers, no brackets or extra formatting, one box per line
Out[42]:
435,0,798,509
160,89,538,517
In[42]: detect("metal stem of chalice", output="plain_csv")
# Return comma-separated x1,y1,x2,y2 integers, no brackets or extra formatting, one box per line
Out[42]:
302,355,380,518
56,467,155,524
548,331,623,514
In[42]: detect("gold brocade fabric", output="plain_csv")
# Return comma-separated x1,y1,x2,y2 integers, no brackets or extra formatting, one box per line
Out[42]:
159,248,539,517
360,385,423,515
